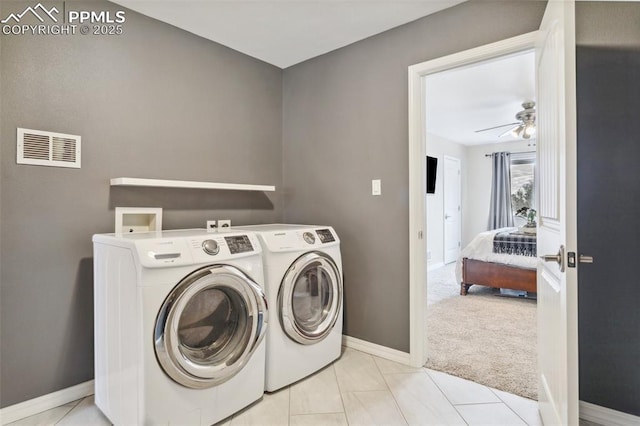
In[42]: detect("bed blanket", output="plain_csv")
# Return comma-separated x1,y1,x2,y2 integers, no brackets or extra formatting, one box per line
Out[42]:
493,231,537,257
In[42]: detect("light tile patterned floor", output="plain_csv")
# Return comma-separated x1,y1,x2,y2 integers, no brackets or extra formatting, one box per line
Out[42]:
8,347,599,426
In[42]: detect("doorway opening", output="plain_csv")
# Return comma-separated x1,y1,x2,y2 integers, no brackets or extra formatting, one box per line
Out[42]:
422,50,539,400
409,4,579,421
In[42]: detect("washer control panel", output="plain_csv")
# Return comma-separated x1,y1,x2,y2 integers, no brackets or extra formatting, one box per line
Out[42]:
224,235,254,254
128,231,260,267
316,228,335,243
189,234,257,262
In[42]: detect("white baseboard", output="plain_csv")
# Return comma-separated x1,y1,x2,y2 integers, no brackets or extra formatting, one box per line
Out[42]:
0,380,94,425
342,335,411,365
580,400,640,426
427,262,445,272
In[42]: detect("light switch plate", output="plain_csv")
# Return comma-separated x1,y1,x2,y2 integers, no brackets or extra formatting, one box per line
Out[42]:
372,179,381,196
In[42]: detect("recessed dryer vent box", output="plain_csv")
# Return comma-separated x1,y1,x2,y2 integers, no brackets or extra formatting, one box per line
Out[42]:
115,207,162,234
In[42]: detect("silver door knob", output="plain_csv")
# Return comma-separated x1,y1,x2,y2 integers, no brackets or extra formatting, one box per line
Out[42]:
541,245,565,272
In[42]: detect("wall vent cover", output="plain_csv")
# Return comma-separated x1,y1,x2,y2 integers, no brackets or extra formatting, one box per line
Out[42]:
17,128,81,168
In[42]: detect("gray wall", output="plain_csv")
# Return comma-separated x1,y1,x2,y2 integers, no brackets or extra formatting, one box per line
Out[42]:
575,2,640,417
0,0,282,407
282,0,546,352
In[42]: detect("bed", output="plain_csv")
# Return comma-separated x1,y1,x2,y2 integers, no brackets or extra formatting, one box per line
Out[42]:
455,227,537,296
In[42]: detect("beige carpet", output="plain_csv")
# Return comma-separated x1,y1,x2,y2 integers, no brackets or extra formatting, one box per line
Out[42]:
425,290,537,400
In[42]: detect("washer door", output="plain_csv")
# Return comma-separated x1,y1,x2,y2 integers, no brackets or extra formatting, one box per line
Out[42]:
154,264,267,389
279,252,342,345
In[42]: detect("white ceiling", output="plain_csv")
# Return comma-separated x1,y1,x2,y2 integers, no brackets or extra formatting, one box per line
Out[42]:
111,0,465,68
425,50,536,146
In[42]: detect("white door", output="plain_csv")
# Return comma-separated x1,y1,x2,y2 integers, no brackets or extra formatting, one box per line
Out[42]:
536,0,578,424
443,156,461,264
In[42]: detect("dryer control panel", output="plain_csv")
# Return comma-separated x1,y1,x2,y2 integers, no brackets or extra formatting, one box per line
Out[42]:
259,227,340,252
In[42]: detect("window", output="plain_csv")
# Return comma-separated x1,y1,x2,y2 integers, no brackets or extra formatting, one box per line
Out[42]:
510,153,535,218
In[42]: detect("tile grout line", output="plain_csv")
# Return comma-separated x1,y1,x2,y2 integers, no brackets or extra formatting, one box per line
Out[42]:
337,349,403,423
287,382,292,426
370,355,410,426
423,370,470,426
290,411,345,417
488,388,536,426
452,401,507,407
331,360,350,425
452,405,473,426
54,396,89,425
423,370,461,407
286,386,291,426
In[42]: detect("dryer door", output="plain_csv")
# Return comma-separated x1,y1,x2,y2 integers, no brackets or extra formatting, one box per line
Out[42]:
154,264,267,389
279,252,342,345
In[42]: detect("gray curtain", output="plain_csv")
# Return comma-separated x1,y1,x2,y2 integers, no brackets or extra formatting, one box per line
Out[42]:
487,152,514,230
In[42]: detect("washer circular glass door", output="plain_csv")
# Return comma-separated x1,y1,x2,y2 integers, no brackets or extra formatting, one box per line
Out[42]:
154,264,267,389
279,252,342,344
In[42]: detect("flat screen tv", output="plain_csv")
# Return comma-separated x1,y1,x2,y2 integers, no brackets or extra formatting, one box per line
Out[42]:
426,156,437,194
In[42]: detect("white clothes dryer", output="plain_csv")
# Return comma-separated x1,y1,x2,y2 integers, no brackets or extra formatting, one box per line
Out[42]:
93,229,267,425
236,224,343,392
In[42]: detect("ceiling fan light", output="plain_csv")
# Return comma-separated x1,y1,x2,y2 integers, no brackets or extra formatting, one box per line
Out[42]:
511,125,524,138
523,122,536,138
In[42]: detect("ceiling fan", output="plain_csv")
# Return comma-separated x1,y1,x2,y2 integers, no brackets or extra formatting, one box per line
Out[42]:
475,101,536,139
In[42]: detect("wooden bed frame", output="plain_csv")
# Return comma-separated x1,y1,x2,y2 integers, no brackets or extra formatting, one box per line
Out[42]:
460,257,537,296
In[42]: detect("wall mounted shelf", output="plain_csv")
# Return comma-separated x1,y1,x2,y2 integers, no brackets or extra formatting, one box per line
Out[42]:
110,177,275,192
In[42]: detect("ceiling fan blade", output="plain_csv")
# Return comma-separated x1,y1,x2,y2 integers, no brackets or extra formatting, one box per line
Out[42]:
474,122,520,133
499,124,522,138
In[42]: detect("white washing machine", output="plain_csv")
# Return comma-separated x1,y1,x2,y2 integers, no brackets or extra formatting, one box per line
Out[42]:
92,229,268,425
236,224,343,392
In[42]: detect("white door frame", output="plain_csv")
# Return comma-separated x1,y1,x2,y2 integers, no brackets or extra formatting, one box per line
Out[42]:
443,155,461,264
407,32,539,367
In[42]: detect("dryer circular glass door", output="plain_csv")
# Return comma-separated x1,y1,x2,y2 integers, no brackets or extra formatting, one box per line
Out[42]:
279,252,342,345
154,264,267,389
